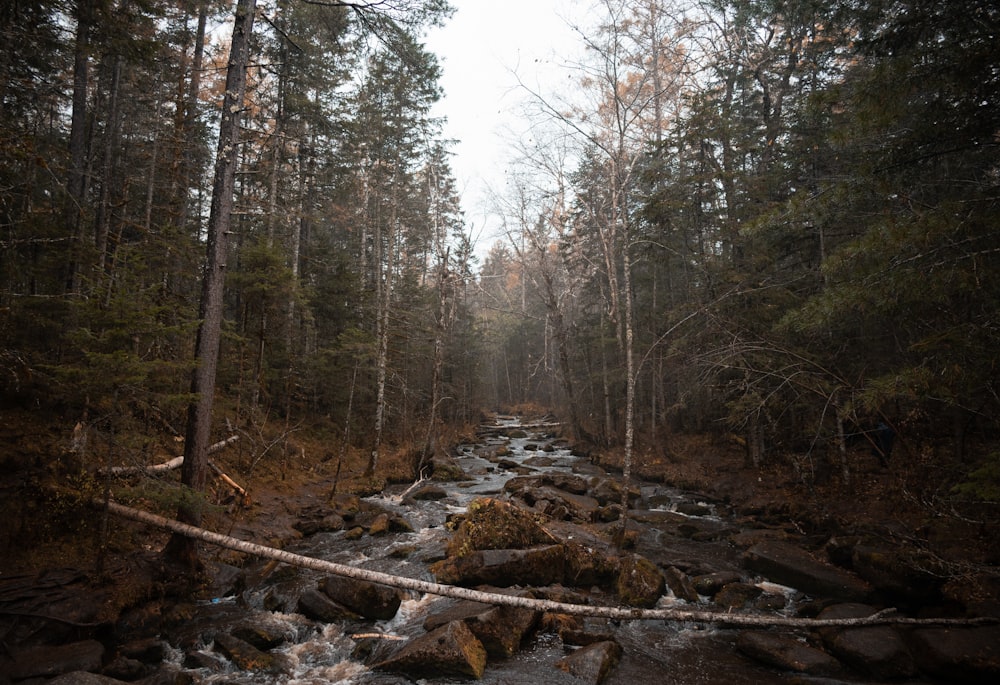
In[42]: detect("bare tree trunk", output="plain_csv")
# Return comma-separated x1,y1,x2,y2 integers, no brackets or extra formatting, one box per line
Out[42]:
94,49,122,280
66,0,93,294
163,0,257,572
367,199,397,479
176,1,207,233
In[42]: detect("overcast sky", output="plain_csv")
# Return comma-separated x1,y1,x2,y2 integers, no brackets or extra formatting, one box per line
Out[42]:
424,0,585,255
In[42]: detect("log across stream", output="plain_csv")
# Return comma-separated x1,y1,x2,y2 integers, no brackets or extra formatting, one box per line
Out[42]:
100,416,999,684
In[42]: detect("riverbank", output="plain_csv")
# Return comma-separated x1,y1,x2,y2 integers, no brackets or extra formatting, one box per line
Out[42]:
1,407,998,682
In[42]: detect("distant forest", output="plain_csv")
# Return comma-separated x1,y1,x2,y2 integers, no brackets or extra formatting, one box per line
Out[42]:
2,1,998,499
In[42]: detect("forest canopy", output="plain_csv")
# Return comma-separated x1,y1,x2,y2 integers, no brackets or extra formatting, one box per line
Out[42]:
1,0,997,502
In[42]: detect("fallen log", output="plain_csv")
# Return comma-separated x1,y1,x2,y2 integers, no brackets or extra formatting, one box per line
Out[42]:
103,435,248,504
102,500,997,629
106,435,240,475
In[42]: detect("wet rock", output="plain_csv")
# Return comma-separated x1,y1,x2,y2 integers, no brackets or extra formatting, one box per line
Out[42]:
850,545,944,606
816,603,917,679
432,545,567,587
213,633,277,671
588,478,638,507
555,640,622,685
404,483,448,501
183,648,227,671
320,575,403,621
45,674,128,685
753,591,789,612
329,492,361,519
101,654,146,680
203,562,246,600
118,637,168,664
375,619,487,679
294,512,344,536
736,631,841,675
907,625,1000,684
369,512,391,535
692,570,743,596
742,540,873,602
231,623,287,651
714,582,763,609
8,639,105,680
563,541,620,588
423,592,540,658
676,501,713,517
595,504,622,522
523,455,555,467
664,566,700,603
468,605,541,658
431,454,469,481
615,554,665,608
628,508,688,526
511,483,599,523
297,587,360,622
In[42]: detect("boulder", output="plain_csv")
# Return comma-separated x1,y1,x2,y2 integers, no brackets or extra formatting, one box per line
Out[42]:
736,631,841,675
714,582,762,610
664,566,700,603
432,545,566,587
742,540,873,602
213,633,276,671
692,570,743,597
100,655,146,681
615,555,665,608
563,541,620,588
8,639,105,680
320,575,403,621
375,619,487,679
405,483,448,501
297,587,360,622
431,455,470,481
467,605,541,658
445,497,554,558
118,638,168,664
368,512,391,535
850,545,944,605
907,625,1000,684
328,493,361,519
555,640,622,685
423,594,541,658
231,623,287,651
816,604,916,680
294,512,345,536
510,483,600,522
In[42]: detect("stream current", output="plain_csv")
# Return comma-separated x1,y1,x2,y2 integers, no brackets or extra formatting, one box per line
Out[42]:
164,417,809,684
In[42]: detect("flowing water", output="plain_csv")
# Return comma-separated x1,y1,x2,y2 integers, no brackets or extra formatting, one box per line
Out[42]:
162,418,815,684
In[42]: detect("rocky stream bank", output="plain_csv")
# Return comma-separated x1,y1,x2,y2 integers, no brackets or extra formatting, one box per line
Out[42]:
2,416,999,684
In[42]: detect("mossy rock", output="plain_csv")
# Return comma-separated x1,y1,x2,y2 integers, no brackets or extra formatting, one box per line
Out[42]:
615,555,665,608
445,498,553,558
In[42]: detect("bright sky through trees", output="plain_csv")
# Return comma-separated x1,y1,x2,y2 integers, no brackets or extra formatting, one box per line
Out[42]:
425,0,583,254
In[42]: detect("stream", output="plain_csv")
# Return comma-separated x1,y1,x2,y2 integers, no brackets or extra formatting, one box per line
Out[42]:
153,417,926,684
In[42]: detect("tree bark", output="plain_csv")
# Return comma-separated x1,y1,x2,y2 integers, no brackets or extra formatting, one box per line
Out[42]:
163,0,257,572
66,0,93,294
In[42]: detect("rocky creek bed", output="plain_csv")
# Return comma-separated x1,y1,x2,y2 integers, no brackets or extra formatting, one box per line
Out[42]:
2,416,999,684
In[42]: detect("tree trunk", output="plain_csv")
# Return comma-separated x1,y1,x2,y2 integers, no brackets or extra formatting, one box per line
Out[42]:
163,0,257,572
176,1,207,233
66,0,93,294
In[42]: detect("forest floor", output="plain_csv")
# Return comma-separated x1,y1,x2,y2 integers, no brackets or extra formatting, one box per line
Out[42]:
1,405,998,616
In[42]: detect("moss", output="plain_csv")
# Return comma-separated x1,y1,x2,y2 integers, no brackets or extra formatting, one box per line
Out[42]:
445,498,552,558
